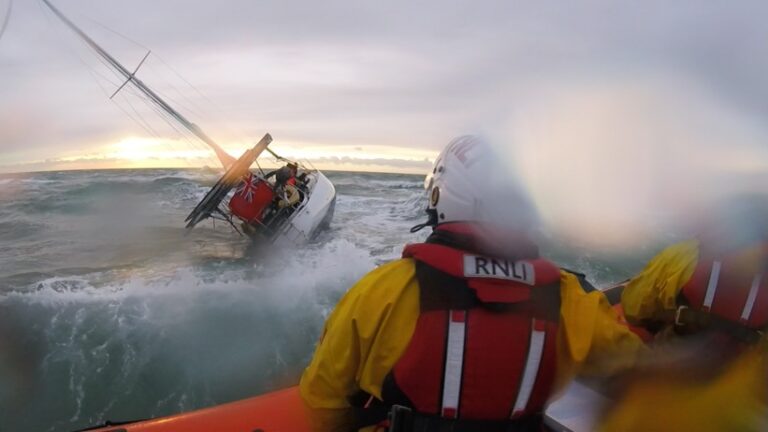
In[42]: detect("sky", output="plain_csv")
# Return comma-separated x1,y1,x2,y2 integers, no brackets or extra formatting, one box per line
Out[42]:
0,0,766,240
1,0,765,172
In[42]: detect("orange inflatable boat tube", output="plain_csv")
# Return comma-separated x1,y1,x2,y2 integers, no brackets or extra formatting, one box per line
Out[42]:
86,386,310,432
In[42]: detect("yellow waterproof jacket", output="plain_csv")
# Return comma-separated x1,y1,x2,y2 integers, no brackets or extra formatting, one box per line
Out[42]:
620,239,700,324
598,344,768,432
300,258,645,432
607,240,768,431
278,184,300,208
621,239,766,326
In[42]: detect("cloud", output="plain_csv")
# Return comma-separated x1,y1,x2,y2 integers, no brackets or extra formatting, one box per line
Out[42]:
311,155,432,170
1,0,768,178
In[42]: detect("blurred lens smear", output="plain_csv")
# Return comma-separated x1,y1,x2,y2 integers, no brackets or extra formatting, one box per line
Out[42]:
486,72,767,252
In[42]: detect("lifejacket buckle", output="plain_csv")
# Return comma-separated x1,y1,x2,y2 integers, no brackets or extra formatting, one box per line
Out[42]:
388,405,414,432
674,305,689,327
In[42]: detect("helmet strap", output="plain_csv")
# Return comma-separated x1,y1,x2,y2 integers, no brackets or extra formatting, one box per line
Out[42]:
410,209,438,233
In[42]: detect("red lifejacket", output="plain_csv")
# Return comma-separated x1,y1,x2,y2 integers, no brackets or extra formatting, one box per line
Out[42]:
286,177,296,186
228,174,275,223
680,242,767,330
380,240,562,421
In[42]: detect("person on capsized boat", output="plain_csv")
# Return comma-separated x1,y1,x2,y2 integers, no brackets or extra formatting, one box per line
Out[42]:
277,183,300,209
266,162,299,188
268,162,300,211
599,196,768,431
230,162,299,228
300,136,645,432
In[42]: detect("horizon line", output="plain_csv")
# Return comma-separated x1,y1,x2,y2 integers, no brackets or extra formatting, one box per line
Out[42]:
0,164,427,177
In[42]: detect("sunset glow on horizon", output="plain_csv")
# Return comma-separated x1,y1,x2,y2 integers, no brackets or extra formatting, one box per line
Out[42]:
0,134,437,175
2,0,767,239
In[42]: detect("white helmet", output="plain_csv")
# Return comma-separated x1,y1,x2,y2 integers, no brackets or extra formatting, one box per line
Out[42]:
414,135,539,238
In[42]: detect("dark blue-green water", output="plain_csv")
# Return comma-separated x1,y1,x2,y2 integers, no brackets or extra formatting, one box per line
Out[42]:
0,169,664,431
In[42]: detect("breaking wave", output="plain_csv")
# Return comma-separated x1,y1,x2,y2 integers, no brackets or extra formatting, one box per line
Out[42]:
0,168,651,431
0,169,426,431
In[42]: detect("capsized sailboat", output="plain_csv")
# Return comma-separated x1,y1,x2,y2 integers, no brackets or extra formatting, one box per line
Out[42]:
41,0,336,244
184,138,337,245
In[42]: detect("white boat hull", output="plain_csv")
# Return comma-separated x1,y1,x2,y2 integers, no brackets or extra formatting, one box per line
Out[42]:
271,170,336,246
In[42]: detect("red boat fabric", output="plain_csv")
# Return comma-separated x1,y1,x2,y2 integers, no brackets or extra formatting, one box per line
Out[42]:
228,174,275,222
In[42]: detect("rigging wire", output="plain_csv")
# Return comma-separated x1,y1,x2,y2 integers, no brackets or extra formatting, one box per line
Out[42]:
143,57,208,117
85,66,161,141
85,16,214,125
84,15,150,51
37,0,223,170
116,82,211,167
111,61,219,167
39,2,126,91
150,52,219,109
146,75,206,120
138,88,220,167
254,159,266,177
37,3,129,106
148,49,268,158
0,0,12,43
143,89,222,167
39,3,165,146
78,6,268,168
118,90,164,139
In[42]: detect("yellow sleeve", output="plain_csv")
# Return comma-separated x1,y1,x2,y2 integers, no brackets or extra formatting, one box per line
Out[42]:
299,259,420,430
621,240,699,323
556,271,647,386
598,347,767,432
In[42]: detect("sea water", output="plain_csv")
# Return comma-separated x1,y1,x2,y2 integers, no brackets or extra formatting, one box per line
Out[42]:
0,169,663,431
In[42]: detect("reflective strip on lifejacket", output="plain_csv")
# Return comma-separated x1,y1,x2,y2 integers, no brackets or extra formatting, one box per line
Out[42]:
702,261,722,311
741,273,763,322
441,310,466,418
511,319,545,417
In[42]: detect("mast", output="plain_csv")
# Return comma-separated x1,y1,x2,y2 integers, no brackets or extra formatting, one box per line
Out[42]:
40,0,236,168
0,0,12,42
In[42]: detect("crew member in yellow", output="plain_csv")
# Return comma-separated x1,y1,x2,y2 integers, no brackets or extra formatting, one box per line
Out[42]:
300,136,646,432
601,197,768,431
621,198,767,334
277,183,300,209
598,344,767,432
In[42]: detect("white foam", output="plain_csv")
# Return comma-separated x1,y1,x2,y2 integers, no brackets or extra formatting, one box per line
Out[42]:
0,170,434,430
3,237,377,307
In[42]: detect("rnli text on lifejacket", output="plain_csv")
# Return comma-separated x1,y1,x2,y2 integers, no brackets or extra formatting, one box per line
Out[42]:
462,255,535,285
